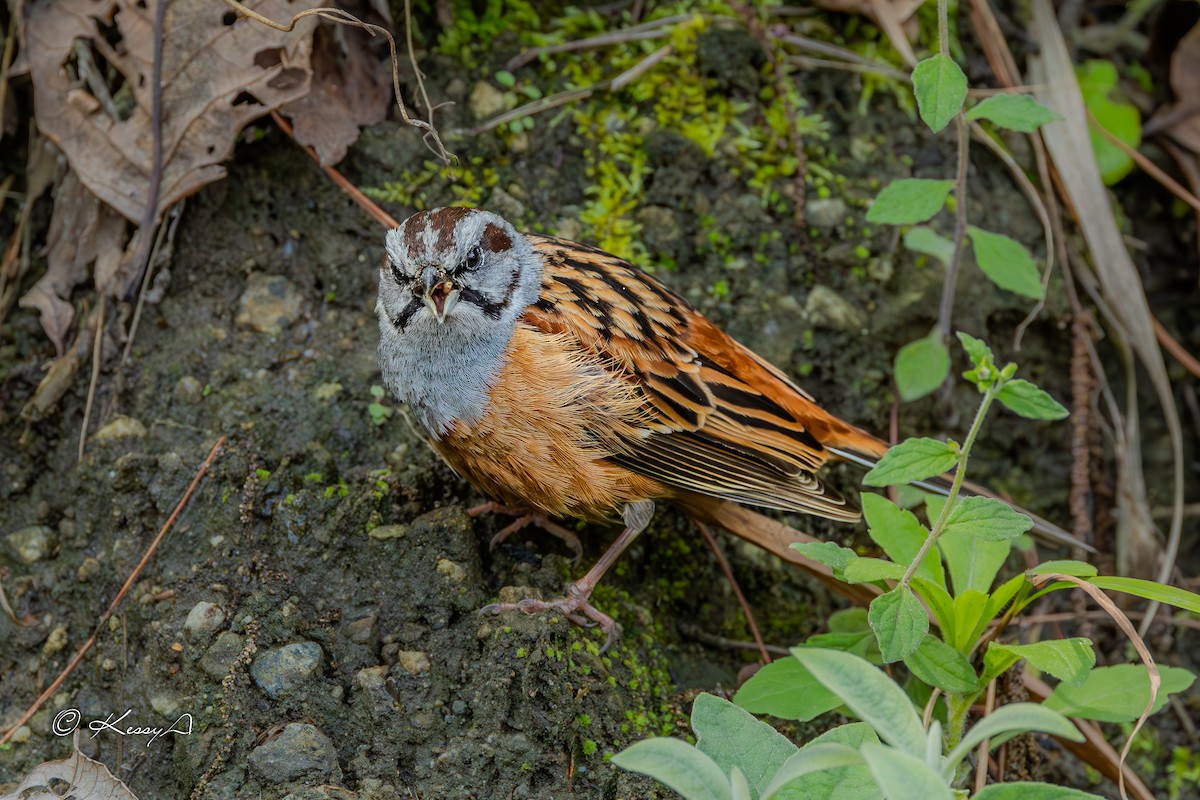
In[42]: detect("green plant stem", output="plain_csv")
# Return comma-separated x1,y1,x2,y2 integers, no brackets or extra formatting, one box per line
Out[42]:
899,383,997,588
937,113,970,340
937,0,950,59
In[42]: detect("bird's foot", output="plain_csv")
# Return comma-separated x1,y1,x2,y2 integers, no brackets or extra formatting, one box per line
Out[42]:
467,501,583,563
480,581,620,653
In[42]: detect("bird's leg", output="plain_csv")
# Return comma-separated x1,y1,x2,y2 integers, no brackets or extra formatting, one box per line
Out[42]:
481,500,655,653
468,501,583,562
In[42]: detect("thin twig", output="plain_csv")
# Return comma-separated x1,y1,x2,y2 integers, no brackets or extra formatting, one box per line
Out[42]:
220,0,450,164
1087,108,1200,213
77,296,105,462
677,624,790,657
0,436,227,746
271,111,399,229
122,203,181,366
974,677,998,794
694,520,770,664
505,15,687,71
1151,315,1200,379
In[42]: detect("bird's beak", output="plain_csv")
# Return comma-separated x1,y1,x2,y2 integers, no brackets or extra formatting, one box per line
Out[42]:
423,277,460,323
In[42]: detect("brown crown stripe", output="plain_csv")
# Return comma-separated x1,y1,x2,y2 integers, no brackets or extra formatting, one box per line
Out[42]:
431,206,473,251
482,222,513,253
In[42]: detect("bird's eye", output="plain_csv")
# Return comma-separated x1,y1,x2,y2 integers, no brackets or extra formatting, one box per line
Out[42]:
459,246,482,272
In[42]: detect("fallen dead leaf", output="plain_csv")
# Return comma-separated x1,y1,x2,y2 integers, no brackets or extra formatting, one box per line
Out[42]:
1154,20,1200,152
0,743,139,800
25,0,317,229
279,0,393,166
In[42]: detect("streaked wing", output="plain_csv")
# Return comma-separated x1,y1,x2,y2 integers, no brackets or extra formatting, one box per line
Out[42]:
522,235,871,522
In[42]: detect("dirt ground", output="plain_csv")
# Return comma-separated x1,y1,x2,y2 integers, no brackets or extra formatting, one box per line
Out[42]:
1,5,1197,800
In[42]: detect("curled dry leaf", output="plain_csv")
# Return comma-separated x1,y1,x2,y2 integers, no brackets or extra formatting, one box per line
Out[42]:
17,171,126,354
279,0,393,167
25,0,317,228
0,744,139,800
1156,20,1200,153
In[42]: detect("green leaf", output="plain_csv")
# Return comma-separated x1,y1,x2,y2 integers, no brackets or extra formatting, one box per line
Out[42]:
903,226,955,265
692,694,799,797
869,587,929,663
936,500,1012,594
866,179,955,225
829,607,870,633
791,541,859,578
996,379,1070,420
943,496,1033,542
842,557,906,584
911,578,957,647
955,331,994,371
862,494,944,587
733,657,843,722
973,783,1107,800
1029,560,1098,578
494,69,516,88
731,767,752,800
766,725,880,800
1088,576,1200,614
791,648,926,757
761,743,867,800
965,94,1062,132
1043,664,1197,722
986,639,1095,687
863,438,959,487
1076,60,1141,185
859,742,954,800
904,634,978,694
911,54,968,133
949,589,991,652
612,738,732,800
943,703,1083,776
967,226,1044,299
895,333,950,402
806,631,880,663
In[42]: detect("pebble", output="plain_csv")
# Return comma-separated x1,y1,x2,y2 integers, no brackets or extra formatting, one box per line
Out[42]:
184,601,227,642
396,650,431,677
485,186,527,221
251,641,324,698
367,524,407,540
76,556,101,583
93,415,148,442
436,559,466,583
806,198,848,229
42,624,68,657
174,376,204,403
468,81,507,120
201,632,246,679
236,274,305,335
804,285,868,332
5,525,56,564
247,723,341,783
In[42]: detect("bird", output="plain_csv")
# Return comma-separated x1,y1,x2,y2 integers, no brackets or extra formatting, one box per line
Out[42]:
376,206,1077,649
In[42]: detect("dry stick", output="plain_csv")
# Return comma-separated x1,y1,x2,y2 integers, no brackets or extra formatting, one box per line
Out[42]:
0,436,227,746
1089,109,1200,214
973,677,998,794
677,624,790,657
272,111,399,229
777,31,908,80
77,296,106,462
936,114,970,341
693,520,770,664
1151,315,1200,379
220,0,449,164
122,204,180,367
505,15,686,71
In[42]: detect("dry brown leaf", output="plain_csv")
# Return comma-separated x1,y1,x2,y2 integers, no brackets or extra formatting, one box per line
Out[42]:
20,313,92,423
1156,21,1200,152
0,744,139,800
279,1,393,166
17,171,127,354
25,0,317,228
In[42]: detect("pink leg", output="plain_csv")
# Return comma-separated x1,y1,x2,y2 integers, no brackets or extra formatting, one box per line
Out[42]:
468,501,583,562
481,501,655,653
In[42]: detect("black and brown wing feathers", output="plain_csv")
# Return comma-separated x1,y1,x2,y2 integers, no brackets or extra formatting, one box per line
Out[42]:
523,235,883,522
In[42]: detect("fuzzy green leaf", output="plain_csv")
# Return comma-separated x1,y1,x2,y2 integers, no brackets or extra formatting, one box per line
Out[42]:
955,331,994,371
842,558,906,584
863,438,959,487
973,783,1106,800
862,494,944,587
912,54,968,133
987,639,1095,687
1087,576,1200,613
932,496,1013,594
612,738,732,800
903,226,955,265
733,657,843,722
791,648,926,757
904,634,978,694
765,725,880,800
1043,664,1196,722
866,179,955,225
869,587,929,663
1077,59,1141,185
967,226,1045,299
943,496,1033,542
944,703,1083,775
996,379,1070,420
693,694,799,798
1028,560,1098,578
895,333,950,402
965,94,1061,132
860,742,954,800
791,541,858,578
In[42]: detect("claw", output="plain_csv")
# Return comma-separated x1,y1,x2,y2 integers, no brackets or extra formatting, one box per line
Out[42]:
480,583,621,653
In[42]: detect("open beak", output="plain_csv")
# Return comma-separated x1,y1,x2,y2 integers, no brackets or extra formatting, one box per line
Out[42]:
423,278,460,323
